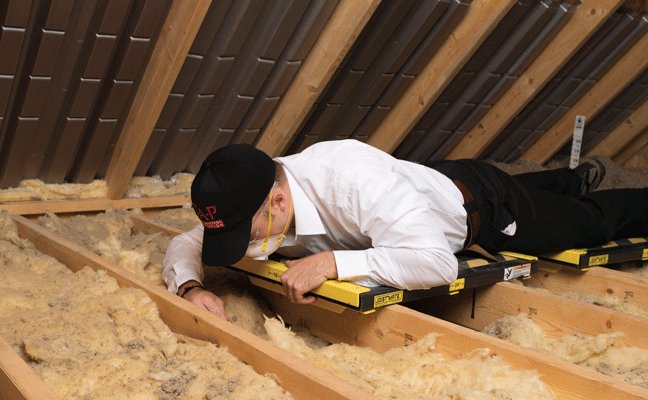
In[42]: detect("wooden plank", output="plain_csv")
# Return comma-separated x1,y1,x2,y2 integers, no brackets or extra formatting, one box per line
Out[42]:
255,0,381,158
134,210,648,399
622,141,648,170
10,215,374,400
418,281,648,350
263,290,648,400
0,195,189,216
446,0,625,160
526,263,648,310
130,211,186,235
366,0,517,154
589,97,648,158
521,29,648,164
614,126,648,165
0,335,58,400
104,0,211,199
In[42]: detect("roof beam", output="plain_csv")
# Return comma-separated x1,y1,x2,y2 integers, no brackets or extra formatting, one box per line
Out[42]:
521,29,648,164
105,0,211,199
446,0,624,160
614,126,648,165
366,0,517,154
588,96,648,159
255,0,382,158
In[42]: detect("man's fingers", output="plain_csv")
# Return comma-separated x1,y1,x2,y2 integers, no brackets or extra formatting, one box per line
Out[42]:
282,270,318,304
205,297,230,321
186,289,230,321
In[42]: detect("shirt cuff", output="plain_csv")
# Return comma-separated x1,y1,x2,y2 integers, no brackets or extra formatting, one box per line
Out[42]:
333,250,370,280
170,263,203,294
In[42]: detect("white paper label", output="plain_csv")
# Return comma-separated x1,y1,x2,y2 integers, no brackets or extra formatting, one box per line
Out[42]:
569,116,586,169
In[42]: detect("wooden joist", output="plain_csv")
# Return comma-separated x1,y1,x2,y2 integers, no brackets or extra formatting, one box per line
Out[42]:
367,0,517,154
0,335,57,400
0,195,189,216
10,215,374,400
526,263,648,311
446,0,625,160
6,208,648,399
265,291,648,400
120,212,648,398
417,280,648,349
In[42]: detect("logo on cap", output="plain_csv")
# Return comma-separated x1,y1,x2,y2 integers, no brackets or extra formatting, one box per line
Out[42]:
193,203,225,229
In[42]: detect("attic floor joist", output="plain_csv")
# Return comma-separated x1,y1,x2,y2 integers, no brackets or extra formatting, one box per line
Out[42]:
118,212,648,395
0,195,189,216
9,215,372,400
0,335,58,400
526,263,648,309
266,291,648,400
4,209,648,399
418,280,648,348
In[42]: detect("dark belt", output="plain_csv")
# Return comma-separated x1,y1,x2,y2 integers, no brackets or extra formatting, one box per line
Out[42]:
453,179,480,249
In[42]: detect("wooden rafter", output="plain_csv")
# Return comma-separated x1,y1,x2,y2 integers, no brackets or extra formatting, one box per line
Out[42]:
521,29,648,164
589,96,648,159
104,0,211,199
445,0,625,160
366,0,517,154
614,126,648,165
255,0,382,158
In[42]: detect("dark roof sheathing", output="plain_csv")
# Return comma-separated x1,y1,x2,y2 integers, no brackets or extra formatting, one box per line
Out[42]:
286,0,471,155
395,0,576,162
0,0,169,187
139,0,340,179
0,0,647,193
490,9,648,162
577,65,648,155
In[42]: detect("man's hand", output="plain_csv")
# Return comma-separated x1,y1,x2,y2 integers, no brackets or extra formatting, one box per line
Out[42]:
281,251,338,304
178,281,229,321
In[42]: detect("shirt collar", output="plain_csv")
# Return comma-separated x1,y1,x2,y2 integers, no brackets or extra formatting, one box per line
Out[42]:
281,164,326,236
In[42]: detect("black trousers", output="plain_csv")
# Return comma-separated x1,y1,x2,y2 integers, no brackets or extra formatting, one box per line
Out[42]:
424,159,648,255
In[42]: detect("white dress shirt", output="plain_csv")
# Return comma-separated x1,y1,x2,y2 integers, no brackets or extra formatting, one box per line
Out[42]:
163,139,468,293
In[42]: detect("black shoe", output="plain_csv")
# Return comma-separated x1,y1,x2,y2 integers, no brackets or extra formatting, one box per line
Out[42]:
575,158,606,196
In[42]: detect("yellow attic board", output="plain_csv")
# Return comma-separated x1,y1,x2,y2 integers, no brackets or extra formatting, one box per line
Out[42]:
542,248,587,265
539,237,648,269
498,251,538,261
233,258,370,307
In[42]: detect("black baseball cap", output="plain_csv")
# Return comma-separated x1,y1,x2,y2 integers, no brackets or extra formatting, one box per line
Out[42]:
191,144,275,266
